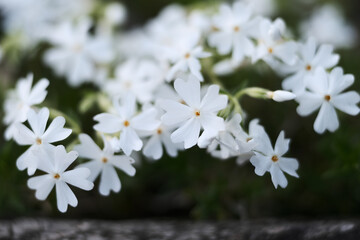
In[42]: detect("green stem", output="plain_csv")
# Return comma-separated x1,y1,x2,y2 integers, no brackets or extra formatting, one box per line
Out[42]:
234,87,270,100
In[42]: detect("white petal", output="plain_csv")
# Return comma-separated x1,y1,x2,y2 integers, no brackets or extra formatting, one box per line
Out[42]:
93,113,123,133
161,132,182,157
171,118,201,149
314,102,339,134
312,44,339,69
274,131,290,156
143,135,163,160
279,157,299,178
306,67,328,94
42,116,72,143
62,168,94,190
200,85,228,112
187,57,203,81
110,155,136,176
301,37,316,62
132,108,160,131
250,153,272,176
56,181,76,213
199,113,225,137
13,123,35,145
77,161,102,182
331,91,360,116
99,165,121,196
174,78,201,107
119,127,143,156
282,70,306,92
54,146,78,173
270,164,288,189
328,67,354,95
274,41,297,65
296,92,323,116
27,78,49,105
28,174,55,200
27,108,49,136
74,134,103,160
118,93,137,120
253,128,273,156
159,99,192,125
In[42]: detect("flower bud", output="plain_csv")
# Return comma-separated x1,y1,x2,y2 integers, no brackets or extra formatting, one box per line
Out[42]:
267,90,296,102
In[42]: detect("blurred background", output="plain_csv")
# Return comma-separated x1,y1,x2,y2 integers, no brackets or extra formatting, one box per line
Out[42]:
0,0,360,220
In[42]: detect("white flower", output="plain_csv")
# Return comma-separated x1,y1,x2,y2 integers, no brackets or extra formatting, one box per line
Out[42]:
208,1,258,64
104,59,164,103
300,5,357,49
282,37,339,92
296,67,360,134
14,107,72,175
207,114,244,159
234,119,264,165
250,131,299,189
166,30,211,81
267,90,296,102
27,145,94,213
244,0,276,17
252,18,297,66
140,106,183,160
93,93,160,156
159,78,228,149
44,18,114,87
74,134,136,196
0,0,93,49
3,73,49,140
213,58,241,76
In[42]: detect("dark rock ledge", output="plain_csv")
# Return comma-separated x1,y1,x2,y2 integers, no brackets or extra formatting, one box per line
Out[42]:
0,218,359,240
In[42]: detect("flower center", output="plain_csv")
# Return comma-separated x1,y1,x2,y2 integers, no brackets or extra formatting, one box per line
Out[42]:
246,137,253,142
324,95,331,101
35,138,42,145
233,26,240,32
72,43,83,52
184,53,191,59
124,120,130,127
211,25,220,32
102,157,108,163
271,155,279,162
180,99,186,105
53,173,60,179
194,110,201,117
305,64,312,71
157,128,163,135
268,47,273,54
124,81,132,89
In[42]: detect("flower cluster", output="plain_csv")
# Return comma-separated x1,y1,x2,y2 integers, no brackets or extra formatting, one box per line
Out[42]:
1,0,359,212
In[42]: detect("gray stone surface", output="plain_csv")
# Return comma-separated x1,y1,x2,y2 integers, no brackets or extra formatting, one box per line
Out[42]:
0,219,359,240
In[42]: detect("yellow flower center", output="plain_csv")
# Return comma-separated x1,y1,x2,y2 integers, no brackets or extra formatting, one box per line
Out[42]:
195,110,201,117
124,120,130,127
271,155,279,162
157,128,163,135
305,64,312,71
233,26,240,32
102,157,108,163
324,95,331,101
53,173,60,179
268,47,273,54
184,53,191,59
35,138,42,145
